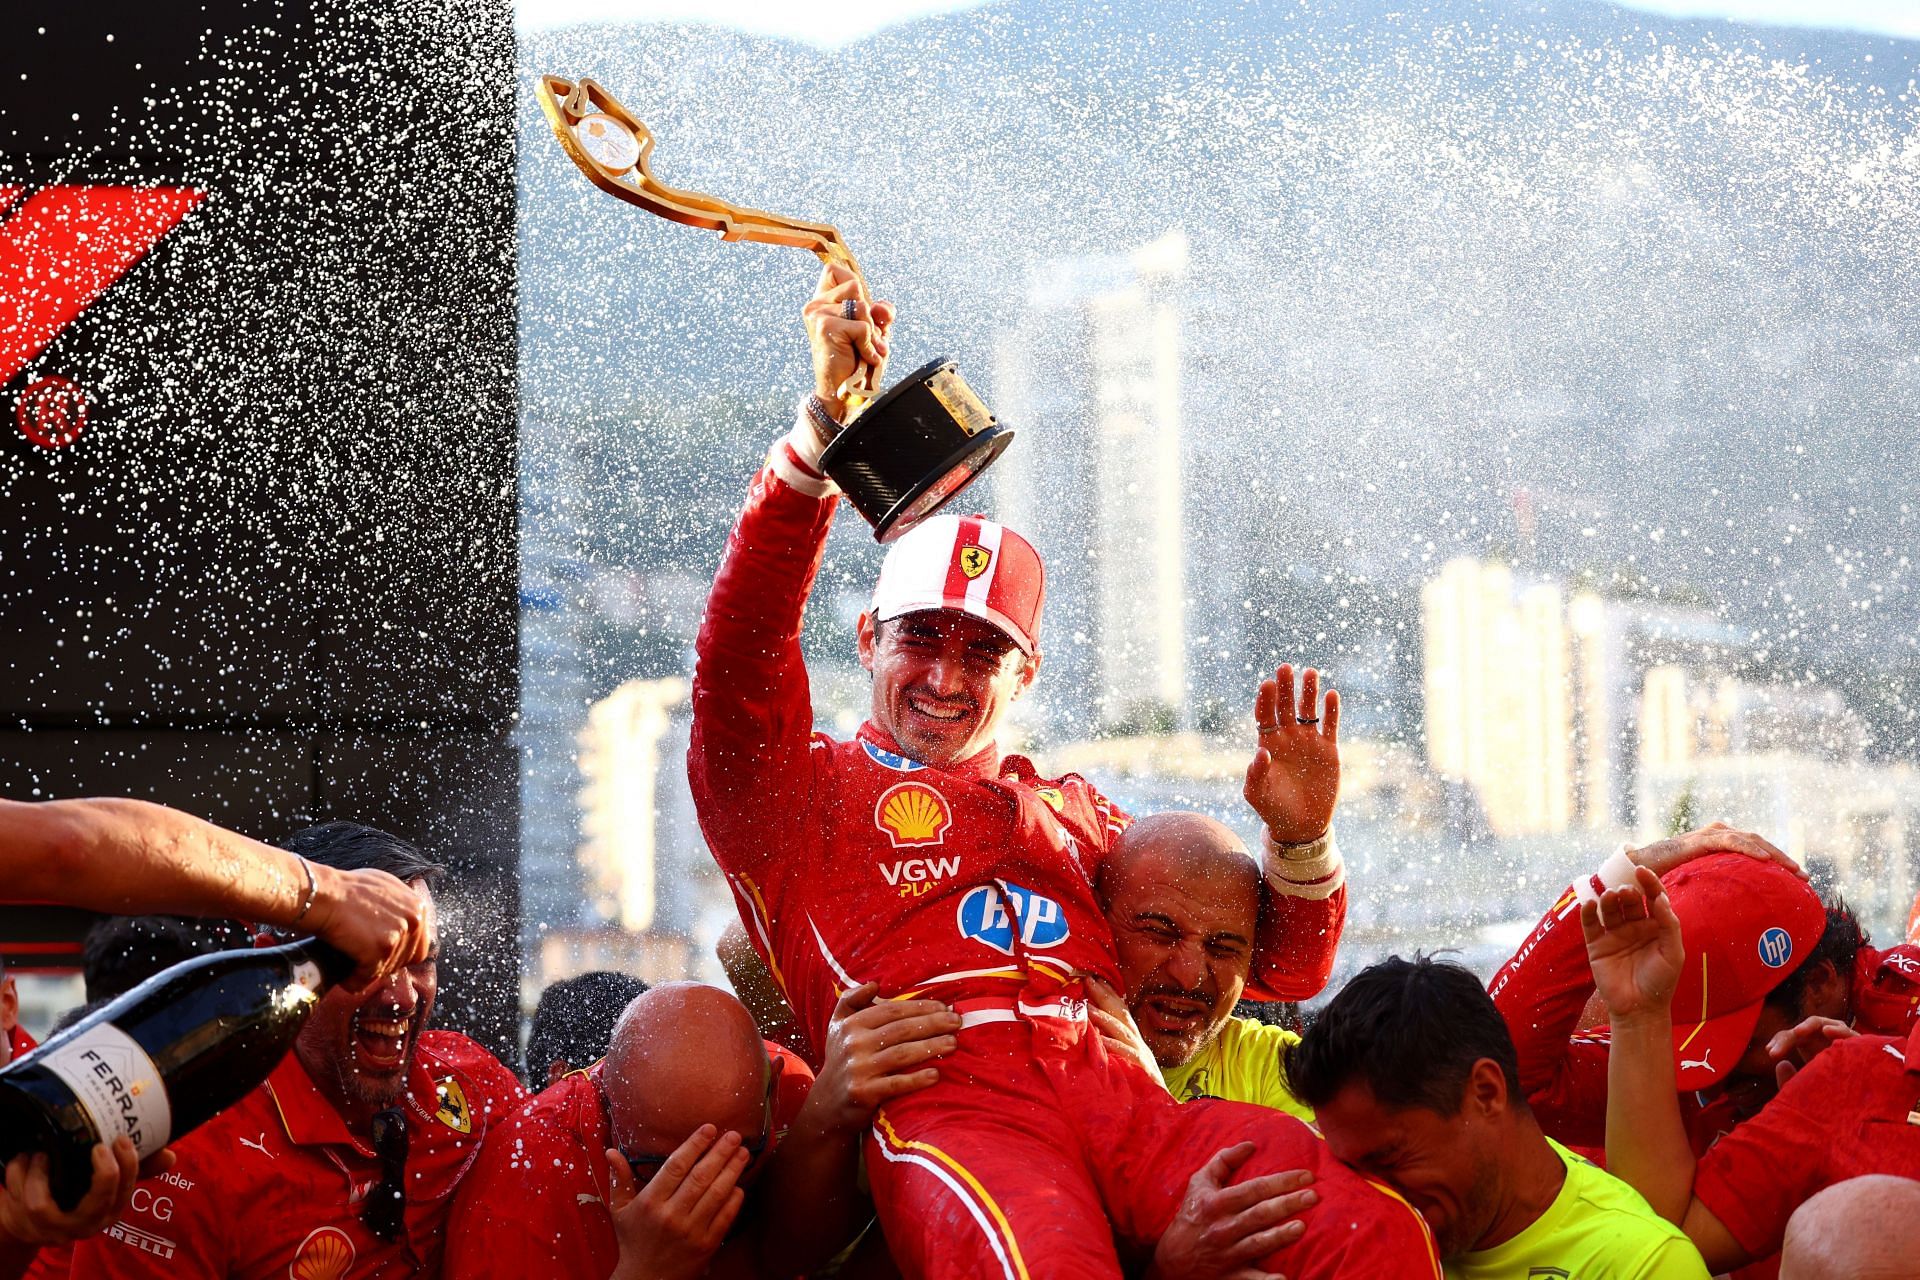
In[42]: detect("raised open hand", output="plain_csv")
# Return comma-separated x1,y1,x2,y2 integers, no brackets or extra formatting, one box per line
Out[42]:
1243,664,1340,845
1580,865,1684,1025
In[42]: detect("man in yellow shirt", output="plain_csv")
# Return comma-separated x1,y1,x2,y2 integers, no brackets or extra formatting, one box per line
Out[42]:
1096,811,1319,1119
1286,955,1709,1279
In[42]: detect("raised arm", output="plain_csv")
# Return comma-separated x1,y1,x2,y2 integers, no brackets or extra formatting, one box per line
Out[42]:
1582,866,1693,1221
1489,824,1803,1144
686,264,893,866
1242,665,1348,1000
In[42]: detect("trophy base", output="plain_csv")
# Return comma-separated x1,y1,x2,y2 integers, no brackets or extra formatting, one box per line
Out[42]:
821,357,1014,542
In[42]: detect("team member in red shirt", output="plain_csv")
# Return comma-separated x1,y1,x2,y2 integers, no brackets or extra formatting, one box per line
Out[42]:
443,981,840,1279
1487,826,1917,1158
688,265,1439,1279
1581,864,1920,1274
1,801,434,1279
54,822,523,1280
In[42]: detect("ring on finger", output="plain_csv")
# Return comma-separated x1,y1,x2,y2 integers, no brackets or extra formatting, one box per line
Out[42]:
1296,716,1319,725
841,298,857,320
1257,722,1283,734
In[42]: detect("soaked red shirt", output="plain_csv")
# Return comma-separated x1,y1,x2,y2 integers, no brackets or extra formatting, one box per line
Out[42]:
442,1043,813,1279
60,1031,523,1279
1694,1019,1920,1260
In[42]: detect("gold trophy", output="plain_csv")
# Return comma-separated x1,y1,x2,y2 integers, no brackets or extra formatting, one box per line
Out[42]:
537,76,1014,541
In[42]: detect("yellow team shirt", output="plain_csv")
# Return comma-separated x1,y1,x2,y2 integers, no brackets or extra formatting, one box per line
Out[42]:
1446,1140,1710,1280
1161,1015,1314,1121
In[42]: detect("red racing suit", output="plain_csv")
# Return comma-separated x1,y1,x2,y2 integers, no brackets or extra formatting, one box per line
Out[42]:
689,422,1439,1280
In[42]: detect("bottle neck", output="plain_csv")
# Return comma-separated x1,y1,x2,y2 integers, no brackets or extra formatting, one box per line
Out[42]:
262,936,356,990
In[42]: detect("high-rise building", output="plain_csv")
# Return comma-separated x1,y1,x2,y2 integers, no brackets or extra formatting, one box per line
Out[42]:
1421,558,1573,836
575,676,690,933
1566,592,1751,829
993,231,1189,739
1427,558,1768,837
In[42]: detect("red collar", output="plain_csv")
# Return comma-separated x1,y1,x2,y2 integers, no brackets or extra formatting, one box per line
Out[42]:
264,1045,440,1158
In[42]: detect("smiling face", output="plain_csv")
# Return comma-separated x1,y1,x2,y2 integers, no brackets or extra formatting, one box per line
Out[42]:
292,878,439,1124
1101,813,1260,1069
1313,1071,1507,1260
857,610,1038,767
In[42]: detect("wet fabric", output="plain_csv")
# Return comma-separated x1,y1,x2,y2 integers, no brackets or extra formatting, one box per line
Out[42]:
1161,1014,1312,1120
1446,1140,1709,1280
865,1017,1440,1280
60,1031,523,1279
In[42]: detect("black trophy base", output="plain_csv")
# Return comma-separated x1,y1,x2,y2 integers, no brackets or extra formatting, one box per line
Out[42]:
819,356,1014,542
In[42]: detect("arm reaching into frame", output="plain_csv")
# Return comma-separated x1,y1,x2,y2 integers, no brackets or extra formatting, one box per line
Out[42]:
0,797,429,992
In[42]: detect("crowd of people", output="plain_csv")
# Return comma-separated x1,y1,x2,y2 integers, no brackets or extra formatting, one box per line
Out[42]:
3,270,1919,1279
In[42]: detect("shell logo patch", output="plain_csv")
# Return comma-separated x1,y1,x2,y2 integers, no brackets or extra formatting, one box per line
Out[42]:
1033,786,1065,812
959,545,992,579
289,1226,356,1280
434,1075,471,1133
875,782,952,848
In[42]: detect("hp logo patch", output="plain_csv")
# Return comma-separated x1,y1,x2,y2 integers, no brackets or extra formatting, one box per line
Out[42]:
956,881,1071,955
862,740,926,772
1758,926,1794,969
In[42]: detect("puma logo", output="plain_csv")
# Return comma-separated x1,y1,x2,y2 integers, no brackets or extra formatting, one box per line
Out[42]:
1680,1050,1714,1073
238,1133,276,1159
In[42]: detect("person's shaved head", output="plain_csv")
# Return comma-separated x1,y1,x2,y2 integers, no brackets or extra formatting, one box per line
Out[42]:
1780,1175,1920,1280
1100,812,1261,1069
603,982,771,1157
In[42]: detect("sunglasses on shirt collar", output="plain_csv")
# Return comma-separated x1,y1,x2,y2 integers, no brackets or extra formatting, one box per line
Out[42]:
614,1059,779,1184
363,1106,408,1241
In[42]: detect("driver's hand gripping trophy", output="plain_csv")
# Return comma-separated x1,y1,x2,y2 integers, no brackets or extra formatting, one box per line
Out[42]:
536,74,1012,541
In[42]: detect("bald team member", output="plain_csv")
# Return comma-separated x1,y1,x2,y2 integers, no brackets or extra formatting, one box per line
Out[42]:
445,983,819,1280
1776,1176,1920,1280
1098,811,1312,1118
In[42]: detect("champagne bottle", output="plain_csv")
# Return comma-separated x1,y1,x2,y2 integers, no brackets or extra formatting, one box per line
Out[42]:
0,936,352,1208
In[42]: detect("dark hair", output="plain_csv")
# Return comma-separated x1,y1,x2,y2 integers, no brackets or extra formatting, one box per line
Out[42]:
281,821,445,889
83,914,251,1002
50,996,112,1036
1286,955,1525,1115
526,971,649,1085
1765,894,1865,1017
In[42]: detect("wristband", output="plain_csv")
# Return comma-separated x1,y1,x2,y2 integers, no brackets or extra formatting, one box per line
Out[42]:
292,856,319,925
766,398,841,499
1262,827,1344,900
1572,845,1639,909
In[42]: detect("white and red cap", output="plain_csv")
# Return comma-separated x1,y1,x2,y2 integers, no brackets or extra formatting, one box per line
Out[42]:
871,513,1045,657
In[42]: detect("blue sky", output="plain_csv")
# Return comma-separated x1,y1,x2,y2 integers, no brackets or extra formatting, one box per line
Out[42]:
515,0,1920,43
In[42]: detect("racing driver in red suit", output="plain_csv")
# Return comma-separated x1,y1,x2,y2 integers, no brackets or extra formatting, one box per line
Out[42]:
688,265,1442,1280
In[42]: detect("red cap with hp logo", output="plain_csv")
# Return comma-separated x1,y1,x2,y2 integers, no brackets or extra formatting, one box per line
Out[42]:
1656,854,1828,1089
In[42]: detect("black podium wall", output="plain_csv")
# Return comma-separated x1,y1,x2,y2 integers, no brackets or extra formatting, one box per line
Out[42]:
0,2,520,1053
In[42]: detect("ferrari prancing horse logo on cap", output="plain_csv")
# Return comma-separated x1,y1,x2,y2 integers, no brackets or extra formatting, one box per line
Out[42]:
959,546,991,579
